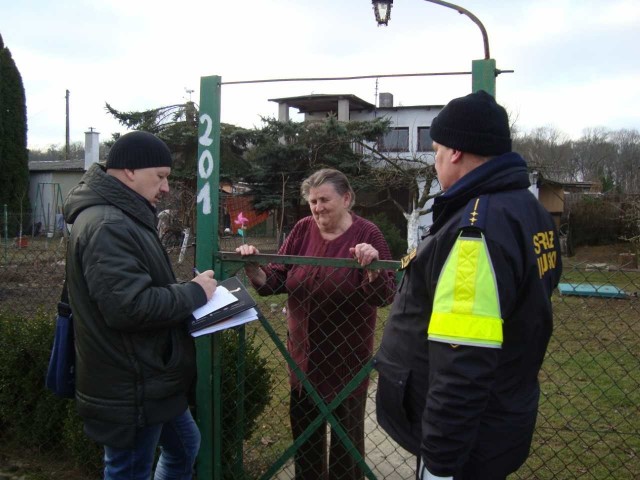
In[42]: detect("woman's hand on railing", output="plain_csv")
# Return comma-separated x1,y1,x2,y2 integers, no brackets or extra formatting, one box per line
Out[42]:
235,244,267,287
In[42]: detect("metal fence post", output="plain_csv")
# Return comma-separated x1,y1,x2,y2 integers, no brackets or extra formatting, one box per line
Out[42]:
195,75,222,480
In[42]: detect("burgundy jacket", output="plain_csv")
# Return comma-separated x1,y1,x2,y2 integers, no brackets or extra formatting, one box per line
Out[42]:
254,214,395,400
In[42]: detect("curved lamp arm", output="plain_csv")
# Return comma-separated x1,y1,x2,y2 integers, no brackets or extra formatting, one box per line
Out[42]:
423,0,490,59
372,0,490,59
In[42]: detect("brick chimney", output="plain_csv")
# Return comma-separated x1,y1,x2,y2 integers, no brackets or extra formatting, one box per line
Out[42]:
379,92,394,108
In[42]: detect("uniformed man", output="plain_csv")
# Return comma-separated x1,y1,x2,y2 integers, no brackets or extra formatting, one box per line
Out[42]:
374,91,562,480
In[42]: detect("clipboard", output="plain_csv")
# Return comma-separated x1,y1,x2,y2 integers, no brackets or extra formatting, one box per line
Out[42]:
189,276,257,334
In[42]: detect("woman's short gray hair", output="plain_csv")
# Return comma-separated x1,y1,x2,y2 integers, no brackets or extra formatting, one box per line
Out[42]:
301,168,356,209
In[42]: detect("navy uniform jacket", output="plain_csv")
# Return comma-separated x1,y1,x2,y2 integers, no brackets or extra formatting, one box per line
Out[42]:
374,152,562,478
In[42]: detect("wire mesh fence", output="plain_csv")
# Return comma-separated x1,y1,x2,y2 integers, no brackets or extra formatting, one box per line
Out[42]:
0,233,639,479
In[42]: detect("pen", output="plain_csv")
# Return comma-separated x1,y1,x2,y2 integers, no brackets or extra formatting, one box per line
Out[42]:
193,268,201,276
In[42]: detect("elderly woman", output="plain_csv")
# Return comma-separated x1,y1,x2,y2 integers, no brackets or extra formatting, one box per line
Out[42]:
236,168,396,480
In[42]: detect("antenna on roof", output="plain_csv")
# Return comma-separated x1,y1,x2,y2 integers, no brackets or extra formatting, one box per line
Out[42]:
374,78,379,117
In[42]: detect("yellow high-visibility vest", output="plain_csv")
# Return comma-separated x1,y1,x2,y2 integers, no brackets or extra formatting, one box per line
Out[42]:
428,232,503,348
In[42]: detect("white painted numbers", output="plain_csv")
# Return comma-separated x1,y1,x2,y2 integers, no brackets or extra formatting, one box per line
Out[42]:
199,114,213,146
196,113,214,214
533,230,557,278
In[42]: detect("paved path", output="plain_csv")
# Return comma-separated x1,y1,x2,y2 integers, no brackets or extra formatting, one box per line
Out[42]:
276,377,416,479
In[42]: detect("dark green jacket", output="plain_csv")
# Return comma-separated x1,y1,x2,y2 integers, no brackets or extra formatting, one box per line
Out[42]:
63,164,206,448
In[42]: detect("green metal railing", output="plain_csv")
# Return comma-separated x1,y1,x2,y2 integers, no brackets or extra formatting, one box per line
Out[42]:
219,253,401,479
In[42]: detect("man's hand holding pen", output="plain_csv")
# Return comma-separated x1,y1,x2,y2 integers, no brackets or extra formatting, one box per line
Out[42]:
191,269,217,300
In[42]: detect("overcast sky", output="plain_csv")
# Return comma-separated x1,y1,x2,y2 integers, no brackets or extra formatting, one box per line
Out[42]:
2,0,639,150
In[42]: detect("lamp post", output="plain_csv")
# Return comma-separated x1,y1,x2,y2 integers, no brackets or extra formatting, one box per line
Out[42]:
371,0,497,96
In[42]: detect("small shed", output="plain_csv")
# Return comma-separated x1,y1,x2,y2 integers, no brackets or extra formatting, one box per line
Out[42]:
28,130,101,235
530,174,565,230
531,173,599,231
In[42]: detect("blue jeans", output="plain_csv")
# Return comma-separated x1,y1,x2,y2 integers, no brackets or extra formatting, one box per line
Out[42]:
104,409,201,480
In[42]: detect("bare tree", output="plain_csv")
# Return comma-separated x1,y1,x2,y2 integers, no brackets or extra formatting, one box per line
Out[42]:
361,144,439,250
571,128,618,190
610,129,640,194
513,126,573,182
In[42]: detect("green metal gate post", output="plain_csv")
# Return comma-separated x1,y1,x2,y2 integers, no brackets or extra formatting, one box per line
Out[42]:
472,58,496,97
195,75,223,480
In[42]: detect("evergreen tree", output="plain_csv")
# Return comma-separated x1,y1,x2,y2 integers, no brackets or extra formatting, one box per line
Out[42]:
0,33,29,235
106,101,439,249
105,102,253,232
105,102,253,181
243,116,389,228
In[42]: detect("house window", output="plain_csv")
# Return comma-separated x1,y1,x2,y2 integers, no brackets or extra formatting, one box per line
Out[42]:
417,127,433,151
379,127,409,152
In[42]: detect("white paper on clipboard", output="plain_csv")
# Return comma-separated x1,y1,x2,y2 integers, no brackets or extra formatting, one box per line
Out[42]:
190,308,259,337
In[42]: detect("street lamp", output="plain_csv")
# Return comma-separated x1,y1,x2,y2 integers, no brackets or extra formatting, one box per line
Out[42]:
371,0,497,96
372,0,392,25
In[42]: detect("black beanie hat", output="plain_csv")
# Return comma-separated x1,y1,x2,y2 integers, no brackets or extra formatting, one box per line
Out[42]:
106,131,173,169
430,90,512,156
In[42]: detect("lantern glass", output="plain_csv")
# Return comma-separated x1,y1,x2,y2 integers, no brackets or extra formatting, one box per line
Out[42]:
372,0,392,26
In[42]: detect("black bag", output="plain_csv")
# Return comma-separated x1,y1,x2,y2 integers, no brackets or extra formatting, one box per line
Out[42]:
45,279,76,398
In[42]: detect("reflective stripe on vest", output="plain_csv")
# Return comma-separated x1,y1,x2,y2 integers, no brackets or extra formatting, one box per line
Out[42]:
428,232,503,348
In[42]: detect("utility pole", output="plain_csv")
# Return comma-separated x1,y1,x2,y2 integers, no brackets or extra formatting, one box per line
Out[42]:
65,89,70,160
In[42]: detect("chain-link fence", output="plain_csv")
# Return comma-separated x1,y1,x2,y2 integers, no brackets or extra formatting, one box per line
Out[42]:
0,233,639,479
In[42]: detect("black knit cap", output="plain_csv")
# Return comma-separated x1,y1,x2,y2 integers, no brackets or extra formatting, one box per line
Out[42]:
106,131,173,169
430,90,512,156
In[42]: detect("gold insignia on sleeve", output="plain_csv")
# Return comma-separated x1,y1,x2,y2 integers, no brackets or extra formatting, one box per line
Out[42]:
400,248,417,270
469,198,480,225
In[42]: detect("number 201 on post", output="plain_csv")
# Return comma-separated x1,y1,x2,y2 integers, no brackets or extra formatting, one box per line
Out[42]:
197,113,214,215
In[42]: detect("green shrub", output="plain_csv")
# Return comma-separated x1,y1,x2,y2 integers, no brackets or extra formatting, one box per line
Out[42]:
220,328,273,479
568,195,624,247
0,308,273,478
0,309,68,447
61,402,103,475
366,212,408,259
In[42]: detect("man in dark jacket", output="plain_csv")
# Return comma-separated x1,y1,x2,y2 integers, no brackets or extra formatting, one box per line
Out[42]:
63,131,217,480
374,91,562,480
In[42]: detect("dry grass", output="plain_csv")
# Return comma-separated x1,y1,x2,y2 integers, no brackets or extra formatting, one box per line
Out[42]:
1,239,639,479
